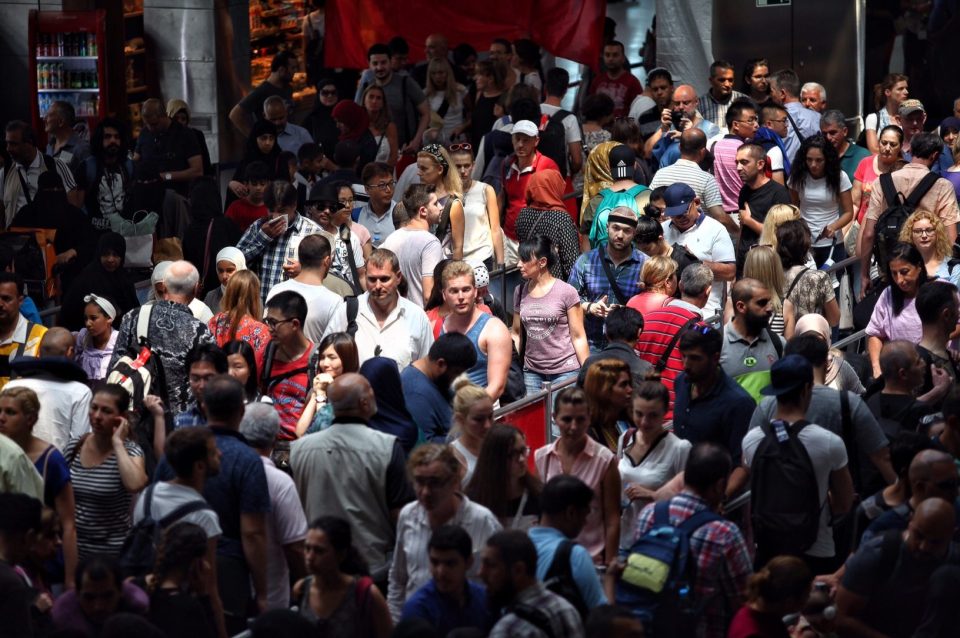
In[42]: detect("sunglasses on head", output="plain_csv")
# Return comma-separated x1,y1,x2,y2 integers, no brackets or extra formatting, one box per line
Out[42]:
449,143,473,152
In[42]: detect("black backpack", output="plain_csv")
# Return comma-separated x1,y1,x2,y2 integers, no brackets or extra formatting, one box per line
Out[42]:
0,232,49,305
538,110,573,177
543,540,589,621
118,483,212,578
872,172,939,281
750,419,822,558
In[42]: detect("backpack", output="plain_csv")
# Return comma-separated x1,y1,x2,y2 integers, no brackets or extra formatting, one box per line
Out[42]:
261,341,320,396
0,231,53,304
589,184,647,248
615,500,722,634
481,130,513,196
118,483,212,578
543,540,589,621
538,110,573,177
872,172,939,281
750,419,822,558
106,306,165,410
752,127,792,177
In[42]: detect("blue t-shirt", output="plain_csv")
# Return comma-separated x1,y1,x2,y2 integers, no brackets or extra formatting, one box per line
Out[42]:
400,365,453,443
34,445,70,508
673,370,755,463
528,526,608,609
401,578,490,635
20,298,42,324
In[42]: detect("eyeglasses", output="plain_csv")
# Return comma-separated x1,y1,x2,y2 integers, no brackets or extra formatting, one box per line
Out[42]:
320,90,337,97
911,227,936,236
264,317,295,329
448,143,473,152
366,180,396,191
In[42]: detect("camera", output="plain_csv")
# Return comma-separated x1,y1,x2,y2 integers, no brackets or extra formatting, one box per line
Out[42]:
671,110,685,130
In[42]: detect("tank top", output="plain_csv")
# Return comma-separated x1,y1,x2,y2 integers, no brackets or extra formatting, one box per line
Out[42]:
442,312,491,388
460,181,494,266
298,576,373,638
451,438,478,487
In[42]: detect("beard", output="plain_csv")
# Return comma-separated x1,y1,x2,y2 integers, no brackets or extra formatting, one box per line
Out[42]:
104,143,121,157
486,579,516,614
744,310,771,333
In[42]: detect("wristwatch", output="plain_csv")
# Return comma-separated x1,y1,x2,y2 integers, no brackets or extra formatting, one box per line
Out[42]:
163,172,172,181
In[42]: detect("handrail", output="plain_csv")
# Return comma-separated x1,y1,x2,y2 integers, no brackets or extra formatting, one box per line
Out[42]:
823,254,859,274
725,490,751,514
833,329,867,350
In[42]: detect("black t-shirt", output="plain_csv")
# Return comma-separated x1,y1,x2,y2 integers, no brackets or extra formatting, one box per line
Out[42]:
135,120,202,196
238,80,293,120
868,392,938,435
0,561,34,638
736,179,792,253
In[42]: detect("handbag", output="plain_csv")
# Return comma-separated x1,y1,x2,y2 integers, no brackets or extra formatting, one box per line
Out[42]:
109,209,159,269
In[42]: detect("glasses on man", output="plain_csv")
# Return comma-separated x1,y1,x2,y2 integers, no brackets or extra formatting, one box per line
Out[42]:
264,317,295,329
366,180,396,192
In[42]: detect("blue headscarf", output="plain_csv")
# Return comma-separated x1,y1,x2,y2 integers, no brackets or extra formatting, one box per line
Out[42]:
360,357,418,454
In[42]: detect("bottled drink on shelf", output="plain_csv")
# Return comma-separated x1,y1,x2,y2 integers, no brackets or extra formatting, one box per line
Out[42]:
56,33,64,56
38,63,47,89
78,33,87,57
88,33,97,57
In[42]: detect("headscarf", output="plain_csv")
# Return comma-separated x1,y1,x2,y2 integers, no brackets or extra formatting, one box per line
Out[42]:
166,99,189,120
795,313,831,344
305,78,340,155
581,140,621,218
58,232,138,330
98,231,128,268
360,357,418,454
83,294,117,321
244,119,281,166
332,100,370,142
214,247,247,293
188,177,224,224
525,169,566,209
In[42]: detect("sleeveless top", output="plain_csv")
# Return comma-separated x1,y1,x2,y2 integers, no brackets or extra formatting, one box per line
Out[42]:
460,181,494,266
451,438,478,487
298,575,373,638
442,312,491,388
372,134,390,163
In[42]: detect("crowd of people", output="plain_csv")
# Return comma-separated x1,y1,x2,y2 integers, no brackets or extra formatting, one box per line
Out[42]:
3,11,960,638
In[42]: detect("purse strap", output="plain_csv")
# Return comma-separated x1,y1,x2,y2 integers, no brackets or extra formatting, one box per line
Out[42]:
199,220,215,289
599,251,629,305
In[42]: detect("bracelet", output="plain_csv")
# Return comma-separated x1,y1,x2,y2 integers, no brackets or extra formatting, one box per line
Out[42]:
587,302,594,314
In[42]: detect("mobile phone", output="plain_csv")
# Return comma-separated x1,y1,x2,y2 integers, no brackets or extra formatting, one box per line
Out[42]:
671,110,684,130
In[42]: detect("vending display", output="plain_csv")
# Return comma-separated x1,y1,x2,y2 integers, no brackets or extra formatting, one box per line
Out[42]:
248,0,310,99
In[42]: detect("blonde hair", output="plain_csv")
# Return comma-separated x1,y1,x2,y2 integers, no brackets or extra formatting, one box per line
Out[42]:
759,204,802,251
221,270,263,340
418,146,463,198
440,260,475,288
0,386,40,422
452,379,489,419
426,58,461,107
407,443,462,481
744,245,785,312
360,84,392,133
899,209,952,261
639,255,677,292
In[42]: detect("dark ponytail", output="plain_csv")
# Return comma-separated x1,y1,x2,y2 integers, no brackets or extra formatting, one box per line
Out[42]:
518,234,558,270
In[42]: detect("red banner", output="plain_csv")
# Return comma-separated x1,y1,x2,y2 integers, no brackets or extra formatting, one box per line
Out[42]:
326,0,606,70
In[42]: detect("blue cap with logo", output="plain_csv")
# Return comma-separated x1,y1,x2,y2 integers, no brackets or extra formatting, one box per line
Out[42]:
760,354,814,396
662,183,697,217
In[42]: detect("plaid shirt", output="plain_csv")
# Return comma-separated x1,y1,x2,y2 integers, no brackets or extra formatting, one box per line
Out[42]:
236,213,323,303
697,89,748,131
489,582,585,638
568,246,646,348
634,491,752,638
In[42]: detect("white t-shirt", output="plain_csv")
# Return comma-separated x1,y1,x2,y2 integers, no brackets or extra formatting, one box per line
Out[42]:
742,422,848,557
766,145,784,173
133,481,222,539
379,228,443,307
539,103,583,145
318,229,365,287
268,279,345,341
189,298,214,323
662,214,736,314
628,95,656,122
796,172,852,247
260,456,308,610
5,378,91,452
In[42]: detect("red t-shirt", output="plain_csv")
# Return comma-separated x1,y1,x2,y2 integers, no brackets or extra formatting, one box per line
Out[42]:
225,199,268,232
265,344,313,441
589,72,642,118
727,606,791,638
503,152,559,240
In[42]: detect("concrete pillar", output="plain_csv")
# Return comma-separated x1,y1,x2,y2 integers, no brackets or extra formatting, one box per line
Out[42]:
0,1,65,127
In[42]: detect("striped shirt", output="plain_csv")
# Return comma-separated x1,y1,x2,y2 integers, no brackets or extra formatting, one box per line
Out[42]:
489,582,585,638
697,89,748,132
712,135,745,212
65,436,144,559
634,302,702,420
649,159,723,210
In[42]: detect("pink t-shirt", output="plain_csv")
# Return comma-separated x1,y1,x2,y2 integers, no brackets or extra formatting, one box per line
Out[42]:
854,155,879,223
513,279,580,374
712,136,745,213
865,287,922,343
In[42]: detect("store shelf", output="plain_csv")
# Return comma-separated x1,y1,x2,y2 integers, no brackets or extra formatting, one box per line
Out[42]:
126,85,148,93
124,11,144,18
125,48,146,56
37,56,97,61
39,88,99,93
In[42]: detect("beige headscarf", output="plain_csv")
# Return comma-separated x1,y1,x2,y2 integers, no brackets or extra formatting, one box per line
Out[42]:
580,141,622,220
794,313,846,387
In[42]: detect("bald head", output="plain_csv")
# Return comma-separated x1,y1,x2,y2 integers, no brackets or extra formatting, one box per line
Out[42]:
908,449,955,482
141,98,164,119
908,449,959,503
672,85,698,119
731,278,767,306
425,33,448,60
163,260,200,299
679,128,707,156
328,373,377,419
906,497,956,560
39,327,74,357
879,340,920,381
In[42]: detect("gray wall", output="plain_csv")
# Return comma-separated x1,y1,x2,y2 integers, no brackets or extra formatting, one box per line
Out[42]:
0,1,65,127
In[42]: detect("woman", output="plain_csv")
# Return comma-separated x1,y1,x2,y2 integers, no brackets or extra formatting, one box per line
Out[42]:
741,58,770,103
512,39,543,92
448,144,503,269
73,294,119,382
332,100,378,174
584,359,634,451
202,247,247,315
338,182,373,261
183,178,242,297
899,209,960,285
361,85,398,166
424,259,455,338
293,516,392,637
512,235,589,396
777,219,840,332
468,60,506,149
627,256,677,316
947,132,960,201
145,522,217,638
167,99,213,176
303,79,341,166
758,203,802,251
743,245,787,335
0,387,78,587
207,270,271,368
417,144,465,258
360,356,418,454
515,169,581,280
864,73,909,154
575,94,615,197
728,556,813,638
224,340,263,403
297,333,360,437
788,135,854,268
448,380,495,486
425,59,467,143
535,386,620,564
794,313,865,394
466,424,541,531
65,384,147,559
634,216,672,260
58,232,139,331
227,120,281,204
866,242,927,377
852,125,905,226
580,141,620,229
617,382,691,549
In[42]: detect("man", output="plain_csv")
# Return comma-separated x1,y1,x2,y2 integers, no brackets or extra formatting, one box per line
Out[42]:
150,259,213,323
756,102,791,184
320,248,433,369
293,142,323,199
229,51,295,137
859,132,960,288
79,117,134,231
239,403,309,610
645,84,721,168
868,340,946,436
154,375,270,632
134,98,203,196
356,43,430,151
634,263,714,418
587,41,641,119
720,278,785,402
578,307,652,388
660,183,736,315
380,184,444,307
0,434,43,500
263,95,312,155
44,100,91,174
580,146,648,248
820,109,871,182
837,498,959,638
401,333,477,442
712,98,760,229
0,492,42,637
800,82,828,113
237,179,322,303
541,67,584,177
897,99,955,172
51,557,149,636
438,261,512,401
314,140,361,188
768,69,821,162
0,273,45,388
6,327,91,450
529,476,608,615
2,120,78,224
270,235,345,331
934,387,960,463
568,206,646,351
389,444,501,621
412,33,464,87
629,66,675,140
622,443,752,638
649,128,731,232
741,354,855,571
697,60,749,131
306,182,366,293
292,374,412,583
501,120,559,265
224,161,270,232
401,525,491,634
735,142,792,271
916,280,960,396
172,343,227,429
357,161,398,247
261,291,314,443
110,261,214,415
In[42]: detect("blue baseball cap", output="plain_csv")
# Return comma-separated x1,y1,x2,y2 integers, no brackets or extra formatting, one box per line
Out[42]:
662,183,697,217
760,354,813,396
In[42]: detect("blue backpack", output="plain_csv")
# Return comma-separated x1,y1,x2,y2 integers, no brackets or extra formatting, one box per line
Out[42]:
589,184,646,248
615,500,722,635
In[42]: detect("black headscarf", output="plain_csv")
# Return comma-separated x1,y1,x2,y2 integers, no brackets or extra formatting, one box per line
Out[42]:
360,357,418,454
303,78,341,157
58,232,140,330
